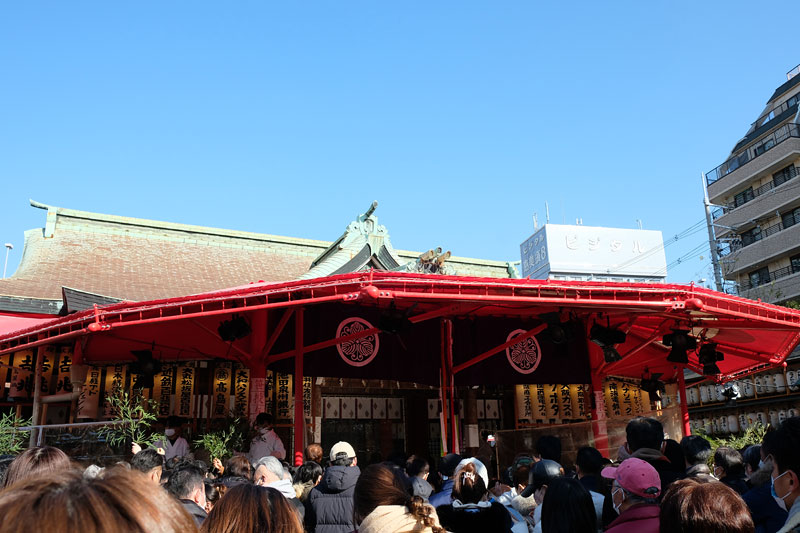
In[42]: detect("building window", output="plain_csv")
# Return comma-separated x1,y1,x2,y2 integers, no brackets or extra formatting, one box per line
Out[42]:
733,187,755,207
773,164,797,187
753,137,776,157
741,227,762,247
792,254,800,274
748,267,771,288
782,208,800,229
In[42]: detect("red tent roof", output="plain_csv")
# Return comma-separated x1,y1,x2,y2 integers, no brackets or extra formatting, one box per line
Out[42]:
1,272,798,383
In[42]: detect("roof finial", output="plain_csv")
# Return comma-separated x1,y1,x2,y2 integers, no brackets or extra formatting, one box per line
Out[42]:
364,201,378,219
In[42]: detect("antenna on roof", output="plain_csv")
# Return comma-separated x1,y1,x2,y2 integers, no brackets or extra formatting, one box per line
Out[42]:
533,213,538,229
637,219,643,229
545,202,550,223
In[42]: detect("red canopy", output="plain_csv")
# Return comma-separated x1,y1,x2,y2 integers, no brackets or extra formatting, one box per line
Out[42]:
0,272,798,383
0,313,59,337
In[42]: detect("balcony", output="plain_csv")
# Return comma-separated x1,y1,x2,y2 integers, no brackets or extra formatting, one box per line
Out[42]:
713,165,798,228
738,265,800,303
723,221,800,276
706,123,800,200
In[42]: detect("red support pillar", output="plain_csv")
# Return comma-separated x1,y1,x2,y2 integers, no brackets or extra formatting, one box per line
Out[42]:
439,319,449,455
293,308,305,465
444,319,458,455
677,368,691,437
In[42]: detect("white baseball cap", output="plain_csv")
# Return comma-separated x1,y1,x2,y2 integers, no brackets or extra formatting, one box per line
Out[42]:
330,441,356,461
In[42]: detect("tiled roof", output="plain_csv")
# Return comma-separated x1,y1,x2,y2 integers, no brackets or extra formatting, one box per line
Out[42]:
0,201,516,311
0,201,329,303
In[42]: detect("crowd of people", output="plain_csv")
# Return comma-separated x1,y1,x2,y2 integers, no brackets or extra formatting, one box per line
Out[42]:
0,412,799,532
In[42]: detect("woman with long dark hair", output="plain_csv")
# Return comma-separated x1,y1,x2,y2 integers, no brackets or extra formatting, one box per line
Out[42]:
354,463,444,533
540,477,597,533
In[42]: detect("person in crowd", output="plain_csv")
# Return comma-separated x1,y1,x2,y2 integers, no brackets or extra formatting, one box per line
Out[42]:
3,445,71,489
130,448,164,485
306,441,361,533
518,459,564,533
509,461,537,532
575,446,606,524
428,453,461,508
623,417,681,489
165,466,208,526
354,463,445,533
743,433,788,533
660,478,755,533
715,446,749,495
662,439,687,476
0,467,198,533
769,416,800,532
601,457,661,533
491,458,532,533
154,416,190,460
744,444,763,486
680,435,715,481
203,480,224,514
407,457,434,501
305,443,324,465
540,477,597,533
435,459,512,532
254,455,305,521
293,460,324,502
247,412,286,463
535,435,561,463
201,484,303,533
217,454,252,486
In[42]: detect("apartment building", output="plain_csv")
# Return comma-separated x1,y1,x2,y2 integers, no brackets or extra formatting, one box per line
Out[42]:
706,64,800,304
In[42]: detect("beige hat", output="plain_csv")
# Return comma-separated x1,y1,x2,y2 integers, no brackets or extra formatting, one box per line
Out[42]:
330,441,356,461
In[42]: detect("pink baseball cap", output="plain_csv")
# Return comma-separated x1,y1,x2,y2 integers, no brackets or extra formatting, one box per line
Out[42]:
601,457,661,498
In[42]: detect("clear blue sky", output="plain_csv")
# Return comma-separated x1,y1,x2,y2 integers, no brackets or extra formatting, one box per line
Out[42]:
1,2,797,286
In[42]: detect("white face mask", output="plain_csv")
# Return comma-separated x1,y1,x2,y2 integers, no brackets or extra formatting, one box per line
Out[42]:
612,488,624,514
165,428,176,437
771,471,792,512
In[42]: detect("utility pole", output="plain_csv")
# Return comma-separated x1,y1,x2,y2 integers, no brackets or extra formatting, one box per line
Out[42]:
701,173,724,292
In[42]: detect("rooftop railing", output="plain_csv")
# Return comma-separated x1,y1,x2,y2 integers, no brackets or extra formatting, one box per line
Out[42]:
706,123,800,186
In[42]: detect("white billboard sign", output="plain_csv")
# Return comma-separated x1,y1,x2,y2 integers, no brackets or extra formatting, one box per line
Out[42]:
520,224,666,279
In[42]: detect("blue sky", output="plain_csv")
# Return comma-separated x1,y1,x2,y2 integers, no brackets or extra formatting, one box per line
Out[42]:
1,2,797,286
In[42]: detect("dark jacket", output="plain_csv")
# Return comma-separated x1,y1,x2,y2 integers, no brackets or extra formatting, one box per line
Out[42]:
743,468,788,533
306,465,360,533
721,473,750,495
179,499,207,526
428,479,454,508
685,463,716,482
435,501,513,533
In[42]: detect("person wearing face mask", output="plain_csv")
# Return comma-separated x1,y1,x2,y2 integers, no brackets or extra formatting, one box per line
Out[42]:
154,416,190,460
600,458,661,533
517,459,563,533
714,446,749,495
743,436,787,533
769,416,800,533
247,412,286,464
